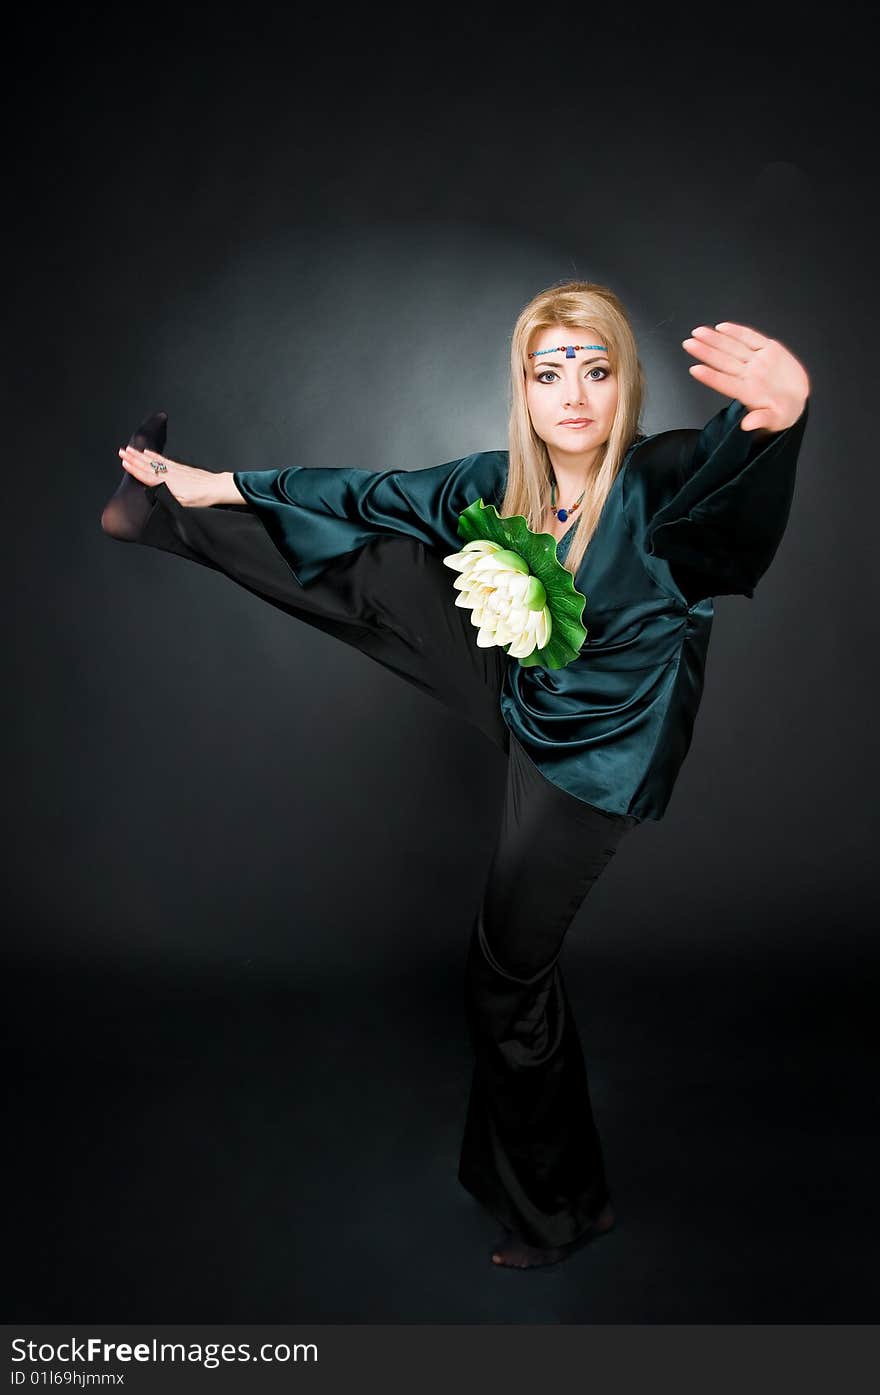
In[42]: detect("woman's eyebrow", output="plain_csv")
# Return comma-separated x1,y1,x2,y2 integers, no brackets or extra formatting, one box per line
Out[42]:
531,355,610,368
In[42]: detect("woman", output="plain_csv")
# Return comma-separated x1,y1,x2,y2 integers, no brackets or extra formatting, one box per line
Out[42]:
101,280,811,1270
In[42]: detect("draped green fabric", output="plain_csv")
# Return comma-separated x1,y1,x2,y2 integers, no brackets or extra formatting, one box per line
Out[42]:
230,450,509,587
233,396,809,821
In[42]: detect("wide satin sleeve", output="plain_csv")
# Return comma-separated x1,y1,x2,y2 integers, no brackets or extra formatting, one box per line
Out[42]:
627,396,810,601
231,450,508,586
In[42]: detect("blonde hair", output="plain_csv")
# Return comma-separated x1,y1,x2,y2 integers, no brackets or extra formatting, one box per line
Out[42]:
502,279,646,577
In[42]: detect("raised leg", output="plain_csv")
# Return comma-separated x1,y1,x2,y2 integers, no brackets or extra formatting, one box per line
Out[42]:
109,471,511,754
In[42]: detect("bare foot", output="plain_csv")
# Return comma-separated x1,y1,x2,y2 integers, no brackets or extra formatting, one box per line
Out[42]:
490,1201,615,1269
101,411,168,541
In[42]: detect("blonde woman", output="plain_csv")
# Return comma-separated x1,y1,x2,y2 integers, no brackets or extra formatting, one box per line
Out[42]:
102,280,810,1269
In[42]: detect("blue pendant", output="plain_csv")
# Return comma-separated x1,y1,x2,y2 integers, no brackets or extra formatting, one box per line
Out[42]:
557,508,569,521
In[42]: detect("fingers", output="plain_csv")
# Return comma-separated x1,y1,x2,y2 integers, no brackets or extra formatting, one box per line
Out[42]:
142,447,181,471
684,323,770,366
118,444,168,484
682,333,749,379
685,362,747,398
712,321,770,352
682,320,775,382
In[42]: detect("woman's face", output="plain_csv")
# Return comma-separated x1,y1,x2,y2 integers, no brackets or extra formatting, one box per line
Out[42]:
524,324,619,462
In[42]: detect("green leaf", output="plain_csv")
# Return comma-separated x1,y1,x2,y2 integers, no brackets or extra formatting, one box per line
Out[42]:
455,499,588,669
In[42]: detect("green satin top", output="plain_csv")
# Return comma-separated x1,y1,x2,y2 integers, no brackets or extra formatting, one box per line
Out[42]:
232,396,809,821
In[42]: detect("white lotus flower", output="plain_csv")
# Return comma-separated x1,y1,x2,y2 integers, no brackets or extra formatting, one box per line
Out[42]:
442,539,552,658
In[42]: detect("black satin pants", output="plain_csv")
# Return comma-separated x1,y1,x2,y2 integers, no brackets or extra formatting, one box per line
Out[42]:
128,484,639,1247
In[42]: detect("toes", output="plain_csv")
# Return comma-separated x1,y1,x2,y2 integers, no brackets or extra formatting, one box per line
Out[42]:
489,1239,568,1269
490,1245,529,1268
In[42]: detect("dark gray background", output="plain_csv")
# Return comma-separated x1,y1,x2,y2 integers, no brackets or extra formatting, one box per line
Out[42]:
6,4,878,1324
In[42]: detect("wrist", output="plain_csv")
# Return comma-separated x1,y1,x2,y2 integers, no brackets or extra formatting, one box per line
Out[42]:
213,471,246,505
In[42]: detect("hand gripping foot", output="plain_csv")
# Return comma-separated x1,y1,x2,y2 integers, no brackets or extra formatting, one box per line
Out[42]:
101,410,169,541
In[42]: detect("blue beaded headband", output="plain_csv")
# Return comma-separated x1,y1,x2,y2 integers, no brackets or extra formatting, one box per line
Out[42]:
528,343,608,359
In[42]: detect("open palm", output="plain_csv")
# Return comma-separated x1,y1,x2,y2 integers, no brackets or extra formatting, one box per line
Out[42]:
682,322,810,433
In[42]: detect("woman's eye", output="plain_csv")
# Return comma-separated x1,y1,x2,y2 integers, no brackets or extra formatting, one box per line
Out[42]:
536,366,609,385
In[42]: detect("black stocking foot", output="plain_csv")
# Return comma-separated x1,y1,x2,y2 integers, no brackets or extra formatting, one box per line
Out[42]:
489,1201,615,1270
101,411,168,541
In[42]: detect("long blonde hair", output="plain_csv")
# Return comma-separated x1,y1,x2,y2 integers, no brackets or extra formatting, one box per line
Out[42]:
502,279,646,577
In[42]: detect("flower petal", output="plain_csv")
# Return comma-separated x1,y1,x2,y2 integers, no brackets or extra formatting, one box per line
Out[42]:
507,630,537,658
462,538,502,554
506,605,529,631
522,575,547,610
442,552,470,571
503,572,531,601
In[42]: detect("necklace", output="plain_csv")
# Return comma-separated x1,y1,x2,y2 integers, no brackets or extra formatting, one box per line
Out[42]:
549,478,586,523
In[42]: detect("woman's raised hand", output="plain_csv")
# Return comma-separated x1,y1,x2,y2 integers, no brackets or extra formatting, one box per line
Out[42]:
117,445,222,507
681,323,810,433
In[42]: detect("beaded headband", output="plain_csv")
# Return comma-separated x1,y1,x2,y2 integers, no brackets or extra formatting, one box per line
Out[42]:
528,343,608,359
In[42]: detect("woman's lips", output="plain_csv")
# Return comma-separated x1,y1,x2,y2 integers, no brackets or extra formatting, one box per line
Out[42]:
559,419,593,429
